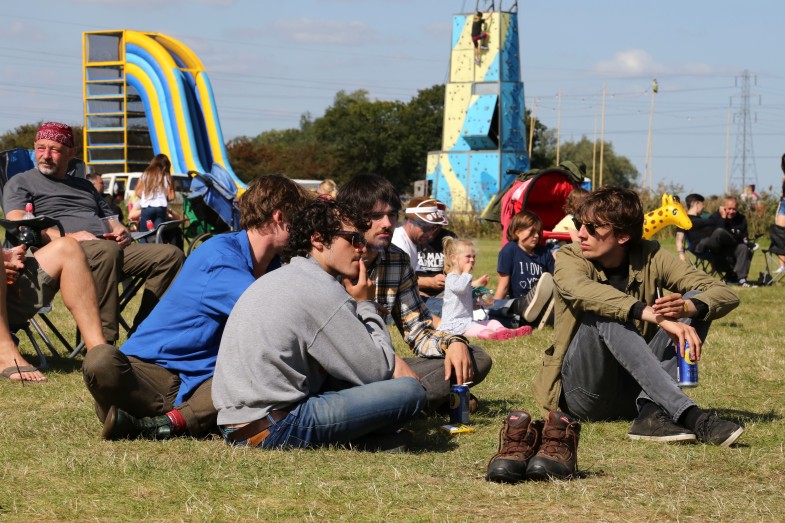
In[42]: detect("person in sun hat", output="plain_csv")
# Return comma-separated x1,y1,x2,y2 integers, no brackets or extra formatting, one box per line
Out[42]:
337,174,492,413
392,196,449,273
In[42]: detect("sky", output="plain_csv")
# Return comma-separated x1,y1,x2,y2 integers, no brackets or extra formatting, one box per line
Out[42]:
2,0,785,197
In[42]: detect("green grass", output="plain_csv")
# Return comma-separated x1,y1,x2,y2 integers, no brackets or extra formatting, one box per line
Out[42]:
2,236,785,521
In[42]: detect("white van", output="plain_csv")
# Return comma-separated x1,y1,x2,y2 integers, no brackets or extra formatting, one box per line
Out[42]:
101,172,192,205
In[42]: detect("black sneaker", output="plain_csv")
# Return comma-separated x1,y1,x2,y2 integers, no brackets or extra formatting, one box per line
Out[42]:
627,409,696,443
102,405,174,441
693,412,744,447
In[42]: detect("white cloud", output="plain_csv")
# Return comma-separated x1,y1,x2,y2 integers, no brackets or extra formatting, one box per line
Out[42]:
592,49,713,77
593,49,664,76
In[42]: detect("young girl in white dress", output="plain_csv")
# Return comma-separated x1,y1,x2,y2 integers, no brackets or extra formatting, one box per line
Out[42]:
437,237,532,341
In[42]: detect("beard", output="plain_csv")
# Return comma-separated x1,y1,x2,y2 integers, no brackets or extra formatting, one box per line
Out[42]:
37,160,58,176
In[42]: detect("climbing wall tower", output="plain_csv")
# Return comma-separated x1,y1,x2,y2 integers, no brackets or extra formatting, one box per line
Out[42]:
425,7,528,212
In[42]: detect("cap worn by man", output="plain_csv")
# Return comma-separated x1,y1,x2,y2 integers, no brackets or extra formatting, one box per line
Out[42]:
404,197,449,226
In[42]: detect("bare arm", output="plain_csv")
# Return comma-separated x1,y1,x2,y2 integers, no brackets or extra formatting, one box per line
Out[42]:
417,273,445,292
675,231,687,262
494,273,511,299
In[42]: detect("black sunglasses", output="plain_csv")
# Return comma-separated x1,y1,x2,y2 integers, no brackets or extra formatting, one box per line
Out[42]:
572,217,609,236
334,230,367,249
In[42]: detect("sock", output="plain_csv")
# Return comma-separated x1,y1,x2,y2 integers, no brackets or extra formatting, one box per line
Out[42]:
679,406,705,432
165,409,187,434
637,399,661,420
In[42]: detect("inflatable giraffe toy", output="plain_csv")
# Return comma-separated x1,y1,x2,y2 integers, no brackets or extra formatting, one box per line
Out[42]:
642,193,692,239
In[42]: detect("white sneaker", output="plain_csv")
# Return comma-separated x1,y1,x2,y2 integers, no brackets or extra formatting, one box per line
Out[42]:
775,266,785,275
523,273,554,323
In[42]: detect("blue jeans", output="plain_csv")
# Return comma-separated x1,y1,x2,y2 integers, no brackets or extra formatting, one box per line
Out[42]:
560,291,709,422
140,206,167,231
227,378,425,449
424,296,444,317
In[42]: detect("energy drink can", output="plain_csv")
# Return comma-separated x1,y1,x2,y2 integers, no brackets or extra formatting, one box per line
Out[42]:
449,384,471,424
676,341,698,387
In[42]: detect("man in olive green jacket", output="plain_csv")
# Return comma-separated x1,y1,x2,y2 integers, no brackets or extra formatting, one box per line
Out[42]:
532,186,743,447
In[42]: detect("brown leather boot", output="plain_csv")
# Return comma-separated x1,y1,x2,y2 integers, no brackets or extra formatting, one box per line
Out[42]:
526,410,580,480
485,410,543,483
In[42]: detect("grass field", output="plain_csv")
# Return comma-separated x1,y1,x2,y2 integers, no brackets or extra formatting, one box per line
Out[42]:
1,237,784,522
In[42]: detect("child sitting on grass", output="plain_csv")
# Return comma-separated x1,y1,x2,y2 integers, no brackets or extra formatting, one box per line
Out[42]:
494,210,555,326
438,237,532,341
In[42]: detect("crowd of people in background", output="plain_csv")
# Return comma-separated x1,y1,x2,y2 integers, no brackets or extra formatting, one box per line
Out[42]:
8,120,785,484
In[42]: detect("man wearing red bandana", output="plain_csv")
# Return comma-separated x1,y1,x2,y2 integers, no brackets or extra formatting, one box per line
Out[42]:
3,122,184,343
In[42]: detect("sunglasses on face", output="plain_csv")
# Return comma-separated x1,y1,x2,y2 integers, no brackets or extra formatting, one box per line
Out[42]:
572,217,609,236
417,221,441,234
334,230,367,249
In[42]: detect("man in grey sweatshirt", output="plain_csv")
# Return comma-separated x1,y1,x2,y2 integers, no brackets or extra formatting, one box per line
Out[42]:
212,199,426,449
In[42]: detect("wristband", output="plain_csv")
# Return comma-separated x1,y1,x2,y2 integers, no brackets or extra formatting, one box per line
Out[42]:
446,335,469,348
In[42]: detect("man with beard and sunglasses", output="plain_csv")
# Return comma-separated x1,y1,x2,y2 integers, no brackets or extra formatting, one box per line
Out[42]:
337,174,492,412
532,186,743,452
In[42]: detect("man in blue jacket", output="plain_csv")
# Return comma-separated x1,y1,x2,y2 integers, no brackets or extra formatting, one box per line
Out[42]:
82,175,311,440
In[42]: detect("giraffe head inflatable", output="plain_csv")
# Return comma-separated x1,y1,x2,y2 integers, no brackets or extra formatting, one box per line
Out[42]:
642,193,692,239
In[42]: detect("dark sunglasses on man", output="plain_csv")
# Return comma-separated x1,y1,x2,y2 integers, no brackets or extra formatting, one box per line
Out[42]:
334,230,367,249
572,217,608,236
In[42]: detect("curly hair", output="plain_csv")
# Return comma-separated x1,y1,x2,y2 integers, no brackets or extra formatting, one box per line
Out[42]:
284,199,369,262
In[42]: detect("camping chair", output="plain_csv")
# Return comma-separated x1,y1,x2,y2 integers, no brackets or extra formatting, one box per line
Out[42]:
184,169,240,255
116,220,184,333
757,224,785,286
0,216,72,368
683,234,731,281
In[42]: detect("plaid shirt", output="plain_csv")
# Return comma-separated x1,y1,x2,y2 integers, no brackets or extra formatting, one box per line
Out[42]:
368,245,455,357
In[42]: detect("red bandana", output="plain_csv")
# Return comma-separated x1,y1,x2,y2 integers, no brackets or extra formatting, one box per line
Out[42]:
35,122,74,148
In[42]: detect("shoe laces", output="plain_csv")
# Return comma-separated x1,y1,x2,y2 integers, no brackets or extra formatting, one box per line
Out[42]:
540,422,578,459
495,421,537,459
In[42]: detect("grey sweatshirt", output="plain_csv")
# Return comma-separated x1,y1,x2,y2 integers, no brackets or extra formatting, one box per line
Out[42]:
212,256,396,425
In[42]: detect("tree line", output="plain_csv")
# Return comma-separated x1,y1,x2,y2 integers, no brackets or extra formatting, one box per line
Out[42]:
0,85,639,192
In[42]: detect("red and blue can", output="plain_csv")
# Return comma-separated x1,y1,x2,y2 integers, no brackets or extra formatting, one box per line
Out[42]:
449,384,471,424
676,342,698,387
